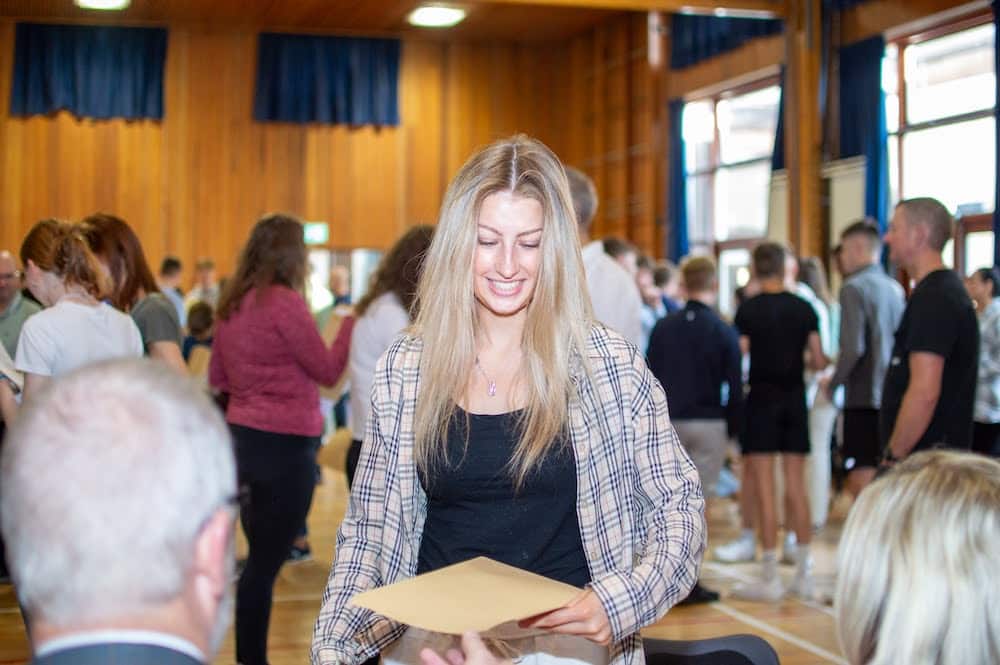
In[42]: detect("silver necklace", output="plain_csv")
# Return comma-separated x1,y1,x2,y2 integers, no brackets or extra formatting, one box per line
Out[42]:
474,356,497,397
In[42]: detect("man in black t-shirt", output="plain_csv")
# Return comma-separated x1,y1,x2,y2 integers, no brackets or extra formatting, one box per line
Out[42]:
731,243,828,602
881,198,979,461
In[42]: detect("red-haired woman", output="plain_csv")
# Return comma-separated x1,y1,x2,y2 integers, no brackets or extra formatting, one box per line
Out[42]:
81,213,185,373
0,219,142,423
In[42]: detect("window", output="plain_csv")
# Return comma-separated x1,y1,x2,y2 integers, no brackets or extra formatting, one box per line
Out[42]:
683,81,780,316
683,82,781,250
884,18,996,271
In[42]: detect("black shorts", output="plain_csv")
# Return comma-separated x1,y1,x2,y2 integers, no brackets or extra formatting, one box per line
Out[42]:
841,408,881,469
740,387,809,455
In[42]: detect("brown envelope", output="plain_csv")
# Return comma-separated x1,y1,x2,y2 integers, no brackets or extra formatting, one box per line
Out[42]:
350,557,582,634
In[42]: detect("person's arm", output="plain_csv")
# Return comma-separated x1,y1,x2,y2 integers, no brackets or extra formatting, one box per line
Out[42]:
149,340,187,373
135,297,187,373
274,290,355,387
724,329,744,439
828,285,865,390
886,351,944,460
0,381,16,424
12,320,54,414
807,331,829,371
534,350,705,644
0,372,48,425
311,342,404,665
208,328,229,394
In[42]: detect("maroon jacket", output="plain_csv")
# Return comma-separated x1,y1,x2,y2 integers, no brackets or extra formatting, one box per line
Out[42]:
210,285,353,437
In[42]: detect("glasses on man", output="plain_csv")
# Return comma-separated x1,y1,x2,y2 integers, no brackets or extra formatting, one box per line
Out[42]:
0,271,22,282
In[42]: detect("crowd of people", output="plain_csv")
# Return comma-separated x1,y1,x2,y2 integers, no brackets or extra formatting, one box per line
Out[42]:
0,134,997,665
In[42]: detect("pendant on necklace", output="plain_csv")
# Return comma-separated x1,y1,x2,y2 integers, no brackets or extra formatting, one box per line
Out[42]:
475,356,498,397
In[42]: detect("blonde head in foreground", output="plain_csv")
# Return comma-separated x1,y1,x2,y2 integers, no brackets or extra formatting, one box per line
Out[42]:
835,450,1000,665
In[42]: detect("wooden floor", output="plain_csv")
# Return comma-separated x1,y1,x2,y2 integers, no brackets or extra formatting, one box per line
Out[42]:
0,430,849,665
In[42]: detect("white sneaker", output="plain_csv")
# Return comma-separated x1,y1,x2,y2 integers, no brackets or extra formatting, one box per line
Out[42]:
788,569,815,601
714,535,756,563
781,531,798,565
731,576,785,602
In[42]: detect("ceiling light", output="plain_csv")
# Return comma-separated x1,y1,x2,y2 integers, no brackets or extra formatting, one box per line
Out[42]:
75,0,131,9
407,6,466,28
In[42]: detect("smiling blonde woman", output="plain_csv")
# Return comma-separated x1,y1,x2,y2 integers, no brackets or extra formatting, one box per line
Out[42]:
311,135,705,665
836,450,1000,665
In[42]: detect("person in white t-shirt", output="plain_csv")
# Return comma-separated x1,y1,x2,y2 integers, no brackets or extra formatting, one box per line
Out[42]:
345,225,435,488
563,167,644,348
0,220,143,424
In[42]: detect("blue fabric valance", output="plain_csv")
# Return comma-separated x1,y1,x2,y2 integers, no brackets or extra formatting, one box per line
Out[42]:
671,14,783,69
839,35,889,233
10,23,167,120
824,0,872,10
253,33,400,126
668,99,689,261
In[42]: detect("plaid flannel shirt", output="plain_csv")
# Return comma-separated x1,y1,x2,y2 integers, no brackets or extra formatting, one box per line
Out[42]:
311,324,705,665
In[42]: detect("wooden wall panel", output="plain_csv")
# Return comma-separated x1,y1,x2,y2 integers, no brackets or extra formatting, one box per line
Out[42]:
0,22,564,284
560,13,666,258
398,39,444,227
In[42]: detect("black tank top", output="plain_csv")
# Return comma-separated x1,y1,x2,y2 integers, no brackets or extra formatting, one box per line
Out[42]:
417,408,591,587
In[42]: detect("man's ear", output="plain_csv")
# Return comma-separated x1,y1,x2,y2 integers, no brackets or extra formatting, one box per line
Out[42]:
193,509,234,599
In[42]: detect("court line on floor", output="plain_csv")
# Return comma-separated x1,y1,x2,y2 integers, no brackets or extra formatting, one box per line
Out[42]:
702,561,837,617
711,602,848,665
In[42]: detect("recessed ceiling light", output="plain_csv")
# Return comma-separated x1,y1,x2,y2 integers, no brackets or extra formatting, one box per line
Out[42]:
407,6,466,28
75,0,131,9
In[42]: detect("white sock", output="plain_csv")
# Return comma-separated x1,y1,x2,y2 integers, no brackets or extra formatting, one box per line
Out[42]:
740,528,755,541
761,549,778,581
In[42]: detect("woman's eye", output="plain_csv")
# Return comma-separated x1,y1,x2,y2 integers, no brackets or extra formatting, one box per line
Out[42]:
520,242,540,249
477,238,498,246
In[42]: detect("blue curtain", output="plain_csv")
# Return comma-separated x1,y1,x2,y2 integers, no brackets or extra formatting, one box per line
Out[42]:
824,0,872,9
10,23,167,120
671,14,783,69
994,1,999,266
668,100,689,261
839,35,889,232
772,68,786,171
254,33,400,125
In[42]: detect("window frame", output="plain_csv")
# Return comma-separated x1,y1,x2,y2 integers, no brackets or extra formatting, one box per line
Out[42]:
954,213,993,276
885,12,996,270
683,74,781,255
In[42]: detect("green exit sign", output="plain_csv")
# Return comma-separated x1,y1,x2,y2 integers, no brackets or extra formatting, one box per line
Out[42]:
303,222,329,245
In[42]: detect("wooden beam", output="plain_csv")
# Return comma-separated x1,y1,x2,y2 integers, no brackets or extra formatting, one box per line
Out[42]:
784,0,825,258
465,0,785,19
841,0,987,45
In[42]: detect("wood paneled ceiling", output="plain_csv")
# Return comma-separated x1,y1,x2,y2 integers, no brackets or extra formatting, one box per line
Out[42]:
0,0,627,42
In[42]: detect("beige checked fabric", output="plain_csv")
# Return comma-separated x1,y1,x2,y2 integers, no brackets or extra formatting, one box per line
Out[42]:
311,324,706,665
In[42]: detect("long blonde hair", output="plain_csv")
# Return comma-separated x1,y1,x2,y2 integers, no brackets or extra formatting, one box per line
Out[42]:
413,135,593,486
835,450,1000,665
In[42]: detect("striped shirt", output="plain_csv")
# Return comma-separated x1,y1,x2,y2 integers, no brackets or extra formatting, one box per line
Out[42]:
311,325,705,665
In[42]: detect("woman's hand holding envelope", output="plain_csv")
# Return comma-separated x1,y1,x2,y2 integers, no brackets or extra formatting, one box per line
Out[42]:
518,589,612,646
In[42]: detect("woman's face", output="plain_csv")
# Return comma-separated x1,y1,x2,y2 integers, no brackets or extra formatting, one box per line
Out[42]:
473,191,543,321
968,273,993,306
